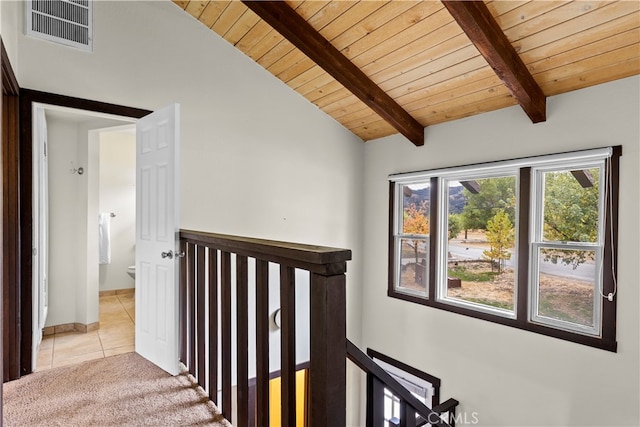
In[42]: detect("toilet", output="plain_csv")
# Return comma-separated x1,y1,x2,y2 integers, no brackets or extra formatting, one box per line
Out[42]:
127,265,135,279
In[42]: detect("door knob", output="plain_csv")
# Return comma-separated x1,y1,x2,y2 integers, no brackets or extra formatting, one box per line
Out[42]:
175,250,186,258
161,250,174,259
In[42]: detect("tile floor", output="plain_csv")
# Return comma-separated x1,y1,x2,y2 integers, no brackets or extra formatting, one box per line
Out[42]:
36,293,135,371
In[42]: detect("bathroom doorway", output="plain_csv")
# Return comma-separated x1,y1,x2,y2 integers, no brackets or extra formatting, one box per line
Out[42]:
33,106,138,370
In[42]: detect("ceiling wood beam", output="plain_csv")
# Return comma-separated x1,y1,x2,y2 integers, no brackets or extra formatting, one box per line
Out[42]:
442,1,546,123
242,1,425,146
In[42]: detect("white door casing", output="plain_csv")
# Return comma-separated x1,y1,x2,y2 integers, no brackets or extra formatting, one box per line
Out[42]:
32,106,49,368
135,104,180,375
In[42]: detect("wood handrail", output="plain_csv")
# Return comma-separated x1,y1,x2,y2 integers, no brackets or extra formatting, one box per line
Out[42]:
346,339,455,427
180,229,352,275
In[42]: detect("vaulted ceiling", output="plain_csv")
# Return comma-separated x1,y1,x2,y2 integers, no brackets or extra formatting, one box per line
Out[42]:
173,1,640,146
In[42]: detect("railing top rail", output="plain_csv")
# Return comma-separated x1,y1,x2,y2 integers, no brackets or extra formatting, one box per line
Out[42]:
180,229,352,275
346,340,455,427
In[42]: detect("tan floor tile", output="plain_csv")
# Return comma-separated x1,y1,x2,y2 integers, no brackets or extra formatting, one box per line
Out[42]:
36,290,136,369
99,326,135,350
54,331,103,355
36,346,53,369
103,345,135,357
39,336,54,350
52,350,104,368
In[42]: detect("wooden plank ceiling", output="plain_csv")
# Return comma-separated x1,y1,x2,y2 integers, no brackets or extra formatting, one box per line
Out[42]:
173,0,640,145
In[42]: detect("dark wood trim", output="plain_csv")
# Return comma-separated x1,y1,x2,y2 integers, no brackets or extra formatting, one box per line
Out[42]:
179,241,189,365
366,373,385,427
428,177,438,301
387,147,620,352
187,243,196,375
1,41,19,94
2,52,20,382
280,265,296,427
207,247,218,404
20,89,150,120
387,182,396,299
516,168,531,329
601,145,621,348
196,245,206,386
236,255,249,427
18,89,151,375
442,1,546,123
309,272,347,427
1,39,21,386
242,0,425,147
180,229,351,275
18,92,32,376
255,259,270,427
367,348,441,409
1,39,20,416
220,251,232,419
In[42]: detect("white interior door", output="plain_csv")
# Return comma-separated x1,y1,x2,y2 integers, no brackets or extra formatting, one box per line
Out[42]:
135,103,181,375
32,106,49,367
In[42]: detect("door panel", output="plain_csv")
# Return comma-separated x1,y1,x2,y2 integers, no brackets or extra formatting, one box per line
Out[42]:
135,104,180,375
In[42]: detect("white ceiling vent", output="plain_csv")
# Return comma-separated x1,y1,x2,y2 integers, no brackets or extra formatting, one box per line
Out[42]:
26,0,93,52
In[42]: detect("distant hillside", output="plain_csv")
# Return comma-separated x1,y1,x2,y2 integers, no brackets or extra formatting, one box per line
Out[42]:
403,185,466,213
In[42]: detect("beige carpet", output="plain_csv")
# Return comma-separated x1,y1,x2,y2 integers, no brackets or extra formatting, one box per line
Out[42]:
3,352,231,426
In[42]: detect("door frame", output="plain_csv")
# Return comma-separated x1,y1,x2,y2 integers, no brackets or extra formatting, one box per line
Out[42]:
17,89,150,375
2,37,21,387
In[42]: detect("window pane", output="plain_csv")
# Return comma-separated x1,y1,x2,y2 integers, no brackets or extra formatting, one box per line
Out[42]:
543,168,600,243
397,237,428,294
445,176,517,312
535,248,596,328
401,183,430,236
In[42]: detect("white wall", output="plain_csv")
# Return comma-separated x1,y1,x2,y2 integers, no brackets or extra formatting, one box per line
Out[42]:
362,76,640,426
1,0,18,72
45,114,80,327
98,129,136,291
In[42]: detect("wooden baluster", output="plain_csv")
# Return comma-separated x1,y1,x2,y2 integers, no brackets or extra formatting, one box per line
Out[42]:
400,401,417,427
366,373,385,427
208,247,218,404
256,259,270,427
237,255,249,427
179,241,189,365
280,265,296,427
309,271,346,427
196,245,206,387
188,243,196,375
221,251,232,420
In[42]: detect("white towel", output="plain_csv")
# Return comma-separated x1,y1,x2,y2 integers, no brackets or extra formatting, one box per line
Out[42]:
98,213,111,264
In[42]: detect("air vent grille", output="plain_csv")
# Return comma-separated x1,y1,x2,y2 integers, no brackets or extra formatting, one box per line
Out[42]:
26,0,93,52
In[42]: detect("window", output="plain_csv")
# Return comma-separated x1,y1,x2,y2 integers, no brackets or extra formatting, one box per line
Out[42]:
368,349,440,427
530,165,605,336
439,174,518,317
393,182,431,297
388,148,620,351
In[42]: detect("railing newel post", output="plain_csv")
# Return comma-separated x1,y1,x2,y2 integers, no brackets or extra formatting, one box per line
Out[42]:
309,269,347,427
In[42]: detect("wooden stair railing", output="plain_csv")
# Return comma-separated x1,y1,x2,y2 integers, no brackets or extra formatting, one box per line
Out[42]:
178,229,351,427
346,340,459,427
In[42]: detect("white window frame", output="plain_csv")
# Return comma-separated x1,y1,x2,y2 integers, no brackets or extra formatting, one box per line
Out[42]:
393,181,431,298
435,167,519,319
529,160,607,337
